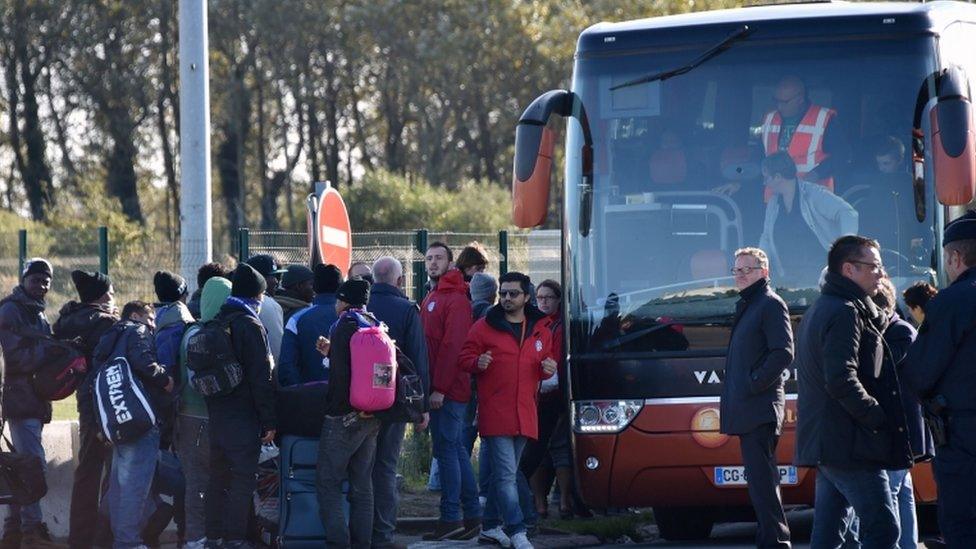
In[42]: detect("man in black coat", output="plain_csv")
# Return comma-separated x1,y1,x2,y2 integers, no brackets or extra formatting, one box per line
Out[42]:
795,235,911,549
903,210,976,549
54,270,119,549
204,263,277,549
719,247,793,549
0,258,59,548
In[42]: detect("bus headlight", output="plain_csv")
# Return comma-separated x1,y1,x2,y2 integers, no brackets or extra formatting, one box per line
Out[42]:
573,400,643,433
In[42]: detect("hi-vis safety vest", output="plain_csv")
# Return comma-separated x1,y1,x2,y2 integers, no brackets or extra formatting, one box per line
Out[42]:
761,104,837,192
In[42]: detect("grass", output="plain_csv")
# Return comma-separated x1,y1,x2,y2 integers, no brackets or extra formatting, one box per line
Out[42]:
544,510,654,542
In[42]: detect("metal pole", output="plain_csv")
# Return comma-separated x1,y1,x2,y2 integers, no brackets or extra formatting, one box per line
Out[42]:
238,228,250,263
98,226,109,275
413,229,428,303
498,230,509,276
17,229,26,275
178,0,213,288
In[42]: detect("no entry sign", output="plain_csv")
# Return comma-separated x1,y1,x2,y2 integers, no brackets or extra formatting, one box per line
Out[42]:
312,186,352,273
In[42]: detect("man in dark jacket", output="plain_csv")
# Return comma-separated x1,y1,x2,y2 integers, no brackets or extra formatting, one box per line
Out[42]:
277,264,342,386
795,235,910,549
204,264,277,549
275,265,314,323
153,270,193,449
93,301,174,549
316,279,382,549
187,262,231,319
368,257,430,548
55,270,119,549
903,210,976,549
0,258,58,548
420,243,481,541
719,247,793,549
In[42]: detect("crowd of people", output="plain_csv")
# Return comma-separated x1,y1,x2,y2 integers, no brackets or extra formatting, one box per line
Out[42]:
0,241,576,549
720,213,976,549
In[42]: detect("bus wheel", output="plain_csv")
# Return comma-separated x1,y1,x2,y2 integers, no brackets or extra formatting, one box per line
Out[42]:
653,507,715,541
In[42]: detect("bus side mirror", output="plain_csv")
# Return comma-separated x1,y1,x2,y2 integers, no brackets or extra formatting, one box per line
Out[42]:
513,123,557,228
931,67,976,205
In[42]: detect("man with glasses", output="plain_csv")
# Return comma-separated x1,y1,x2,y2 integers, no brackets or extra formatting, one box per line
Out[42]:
459,272,557,549
758,151,858,285
904,210,976,548
720,247,794,549
761,75,849,192
795,235,912,549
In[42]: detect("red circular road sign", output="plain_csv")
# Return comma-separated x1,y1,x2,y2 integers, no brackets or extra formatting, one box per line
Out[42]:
316,187,352,273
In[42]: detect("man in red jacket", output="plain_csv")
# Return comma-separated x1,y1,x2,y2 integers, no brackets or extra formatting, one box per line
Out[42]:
420,242,482,540
459,272,557,549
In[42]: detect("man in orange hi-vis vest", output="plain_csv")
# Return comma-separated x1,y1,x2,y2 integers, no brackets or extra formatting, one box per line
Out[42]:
761,76,849,193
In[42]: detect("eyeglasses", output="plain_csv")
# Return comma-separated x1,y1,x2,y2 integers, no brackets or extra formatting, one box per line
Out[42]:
730,266,763,275
499,290,524,298
536,294,558,301
850,260,885,273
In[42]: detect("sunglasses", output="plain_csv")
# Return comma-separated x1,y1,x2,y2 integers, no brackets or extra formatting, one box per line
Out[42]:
499,290,524,298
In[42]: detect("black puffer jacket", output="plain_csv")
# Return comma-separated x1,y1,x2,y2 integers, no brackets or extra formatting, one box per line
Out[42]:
0,286,53,422
53,301,119,416
795,273,911,470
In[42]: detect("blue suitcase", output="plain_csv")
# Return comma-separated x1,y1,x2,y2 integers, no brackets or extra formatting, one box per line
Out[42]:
277,435,349,548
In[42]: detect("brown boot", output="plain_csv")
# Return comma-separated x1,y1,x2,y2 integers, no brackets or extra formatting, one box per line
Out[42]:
422,520,464,541
454,517,482,540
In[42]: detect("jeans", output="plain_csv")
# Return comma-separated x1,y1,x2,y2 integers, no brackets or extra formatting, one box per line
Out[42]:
811,465,898,549
430,399,481,522
69,395,113,548
372,421,406,547
108,426,160,549
205,413,260,542
4,418,45,532
885,469,916,549
316,414,380,549
175,415,210,544
482,436,528,535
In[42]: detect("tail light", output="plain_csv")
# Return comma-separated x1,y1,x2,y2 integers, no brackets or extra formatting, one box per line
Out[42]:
573,400,643,433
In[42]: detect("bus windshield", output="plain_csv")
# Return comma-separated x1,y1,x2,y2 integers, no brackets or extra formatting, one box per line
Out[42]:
565,34,939,356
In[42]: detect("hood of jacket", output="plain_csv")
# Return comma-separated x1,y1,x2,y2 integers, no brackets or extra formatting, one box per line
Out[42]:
7,285,45,313
55,301,116,327
156,301,194,331
484,302,548,339
201,278,232,322
432,269,468,297
275,292,309,311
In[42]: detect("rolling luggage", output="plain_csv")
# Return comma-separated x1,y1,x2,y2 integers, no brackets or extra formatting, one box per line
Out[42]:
276,435,348,548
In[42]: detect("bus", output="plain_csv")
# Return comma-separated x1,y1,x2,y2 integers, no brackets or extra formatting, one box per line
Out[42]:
511,1,976,540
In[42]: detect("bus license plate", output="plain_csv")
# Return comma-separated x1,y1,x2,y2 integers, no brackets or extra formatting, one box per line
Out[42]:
714,465,798,486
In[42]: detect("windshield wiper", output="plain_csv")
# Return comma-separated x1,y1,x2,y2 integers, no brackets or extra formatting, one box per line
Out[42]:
610,25,752,91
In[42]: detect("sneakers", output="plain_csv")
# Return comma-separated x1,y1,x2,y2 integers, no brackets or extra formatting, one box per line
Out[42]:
455,518,482,540
510,532,533,549
422,520,464,541
478,526,511,547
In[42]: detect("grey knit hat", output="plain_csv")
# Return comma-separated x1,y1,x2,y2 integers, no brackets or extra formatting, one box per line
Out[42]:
469,272,498,303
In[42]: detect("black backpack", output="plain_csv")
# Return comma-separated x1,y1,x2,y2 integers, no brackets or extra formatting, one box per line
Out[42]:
93,356,156,444
184,314,243,397
374,348,425,424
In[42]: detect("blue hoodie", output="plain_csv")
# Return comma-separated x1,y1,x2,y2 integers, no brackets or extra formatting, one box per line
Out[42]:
276,292,339,386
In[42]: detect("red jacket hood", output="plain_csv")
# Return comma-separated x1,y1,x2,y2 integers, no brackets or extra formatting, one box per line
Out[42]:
433,269,468,295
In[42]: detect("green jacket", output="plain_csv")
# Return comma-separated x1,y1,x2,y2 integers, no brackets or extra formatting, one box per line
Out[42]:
178,277,232,418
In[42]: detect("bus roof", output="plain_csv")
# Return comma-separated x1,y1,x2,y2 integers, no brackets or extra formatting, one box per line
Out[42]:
577,1,976,54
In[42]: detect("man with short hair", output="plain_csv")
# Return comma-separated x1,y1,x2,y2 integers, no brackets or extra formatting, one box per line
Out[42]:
316,279,381,548
720,247,793,549
56,270,120,549
368,257,430,548
93,300,174,549
188,262,232,319
204,264,277,549
459,272,556,549
277,264,343,386
795,235,911,549
245,254,287,360
349,261,373,284
275,265,315,323
904,211,976,548
421,242,482,540
0,258,58,548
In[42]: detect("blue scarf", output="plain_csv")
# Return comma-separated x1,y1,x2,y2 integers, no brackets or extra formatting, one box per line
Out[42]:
328,307,368,338
226,296,262,318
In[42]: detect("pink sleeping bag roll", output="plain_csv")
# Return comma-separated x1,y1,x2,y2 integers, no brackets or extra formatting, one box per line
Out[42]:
349,319,398,412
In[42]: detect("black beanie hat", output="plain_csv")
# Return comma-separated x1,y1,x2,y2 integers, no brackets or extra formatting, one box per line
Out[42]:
71,270,112,303
336,279,370,307
232,263,268,298
944,210,976,246
281,265,315,289
154,271,188,303
21,258,53,281
314,264,344,294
